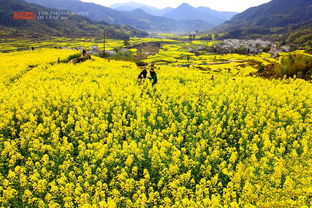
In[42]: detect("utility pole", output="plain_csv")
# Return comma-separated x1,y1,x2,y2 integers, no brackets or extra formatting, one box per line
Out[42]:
103,31,106,55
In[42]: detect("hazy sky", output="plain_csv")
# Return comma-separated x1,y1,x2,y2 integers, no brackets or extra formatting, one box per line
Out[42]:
81,0,271,12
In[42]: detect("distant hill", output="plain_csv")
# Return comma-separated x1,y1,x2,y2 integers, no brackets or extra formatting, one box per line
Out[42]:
24,0,217,32
126,8,214,32
163,3,237,25
112,6,135,12
215,0,312,42
0,0,147,39
111,2,237,25
25,0,132,24
111,2,174,16
196,7,238,22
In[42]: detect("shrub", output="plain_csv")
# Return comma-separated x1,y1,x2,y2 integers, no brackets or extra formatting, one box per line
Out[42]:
276,51,312,79
62,53,81,63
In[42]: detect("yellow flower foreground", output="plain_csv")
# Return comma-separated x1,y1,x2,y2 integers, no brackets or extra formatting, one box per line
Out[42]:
0,49,311,207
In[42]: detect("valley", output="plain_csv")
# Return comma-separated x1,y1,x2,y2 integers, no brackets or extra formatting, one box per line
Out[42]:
0,0,311,207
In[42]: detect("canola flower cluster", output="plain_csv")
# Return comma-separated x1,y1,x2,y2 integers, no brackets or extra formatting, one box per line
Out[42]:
0,49,312,207
0,49,77,84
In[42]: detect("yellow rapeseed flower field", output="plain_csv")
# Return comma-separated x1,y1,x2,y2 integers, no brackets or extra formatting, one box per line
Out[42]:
0,49,311,207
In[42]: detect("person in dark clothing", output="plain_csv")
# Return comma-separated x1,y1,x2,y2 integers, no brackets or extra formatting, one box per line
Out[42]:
82,49,87,56
137,68,148,84
149,67,158,86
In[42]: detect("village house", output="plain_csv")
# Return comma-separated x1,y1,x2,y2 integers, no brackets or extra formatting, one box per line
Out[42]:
214,39,275,54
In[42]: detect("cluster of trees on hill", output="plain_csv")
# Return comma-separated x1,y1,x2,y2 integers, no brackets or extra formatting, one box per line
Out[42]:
285,27,312,53
278,52,312,79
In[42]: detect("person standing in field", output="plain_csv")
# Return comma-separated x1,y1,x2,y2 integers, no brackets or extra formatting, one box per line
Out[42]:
149,63,158,86
136,61,149,84
82,49,87,56
137,68,148,84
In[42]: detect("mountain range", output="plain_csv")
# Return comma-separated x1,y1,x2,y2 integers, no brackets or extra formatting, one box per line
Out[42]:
111,2,238,25
2,0,311,47
24,0,237,32
216,0,312,42
111,1,174,16
0,0,147,39
164,3,237,24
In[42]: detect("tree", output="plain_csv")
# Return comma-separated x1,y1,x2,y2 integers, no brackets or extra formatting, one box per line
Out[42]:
123,39,130,47
189,34,196,40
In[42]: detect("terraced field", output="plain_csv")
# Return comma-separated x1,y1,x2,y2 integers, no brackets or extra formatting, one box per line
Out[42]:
0,46,311,207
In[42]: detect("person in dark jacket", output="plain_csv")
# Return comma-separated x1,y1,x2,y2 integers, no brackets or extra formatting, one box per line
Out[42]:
137,68,148,84
149,64,158,86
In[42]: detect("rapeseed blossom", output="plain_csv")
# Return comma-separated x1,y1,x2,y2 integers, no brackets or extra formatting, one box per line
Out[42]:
0,49,311,207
